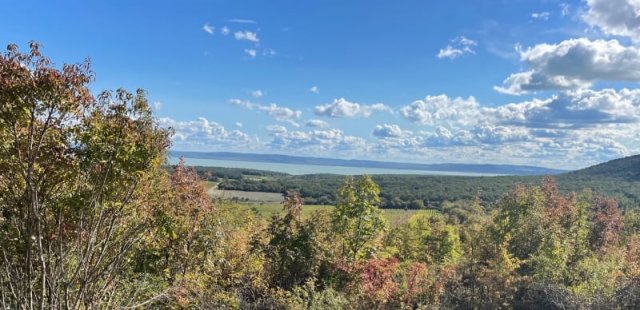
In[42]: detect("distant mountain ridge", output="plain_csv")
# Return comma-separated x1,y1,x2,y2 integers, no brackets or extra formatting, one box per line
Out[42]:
170,151,566,176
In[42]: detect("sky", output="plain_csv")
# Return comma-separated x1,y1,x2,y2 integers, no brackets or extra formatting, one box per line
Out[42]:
2,0,640,169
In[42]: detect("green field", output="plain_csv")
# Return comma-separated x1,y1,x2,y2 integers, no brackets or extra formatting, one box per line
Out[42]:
233,203,439,226
206,181,285,203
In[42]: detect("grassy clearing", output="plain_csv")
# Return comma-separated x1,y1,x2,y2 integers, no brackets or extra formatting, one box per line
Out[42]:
208,183,440,226
208,188,284,203
233,203,438,226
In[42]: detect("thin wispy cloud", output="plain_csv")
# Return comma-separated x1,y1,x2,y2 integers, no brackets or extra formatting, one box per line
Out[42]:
263,48,276,56
227,19,257,24
202,23,214,35
531,12,550,21
560,3,570,17
251,89,263,98
230,99,302,127
220,26,230,36
244,49,257,58
310,86,319,94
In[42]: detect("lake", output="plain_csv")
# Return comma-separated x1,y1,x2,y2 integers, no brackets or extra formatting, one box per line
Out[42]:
169,156,497,176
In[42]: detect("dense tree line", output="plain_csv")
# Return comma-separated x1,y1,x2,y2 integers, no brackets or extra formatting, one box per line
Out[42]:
3,43,640,309
215,171,640,210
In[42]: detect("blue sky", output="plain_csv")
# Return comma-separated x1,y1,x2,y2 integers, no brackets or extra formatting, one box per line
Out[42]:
2,0,640,169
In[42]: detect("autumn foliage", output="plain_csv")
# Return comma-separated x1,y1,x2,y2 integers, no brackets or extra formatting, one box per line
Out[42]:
2,43,640,309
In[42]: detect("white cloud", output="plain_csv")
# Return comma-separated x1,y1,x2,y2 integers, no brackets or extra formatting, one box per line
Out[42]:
314,98,392,118
235,122,243,128
531,12,550,20
244,49,257,58
202,23,214,35
269,128,368,154
230,98,302,126
310,86,319,94
161,86,640,168
437,36,477,60
305,119,329,128
227,19,257,24
399,95,481,126
494,71,587,95
393,89,640,165
560,3,570,17
495,38,640,94
259,104,302,126
437,46,464,59
583,0,640,42
266,124,288,134
235,31,259,43
251,89,263,98
373,124,411,138
153,101,162,110
221,26,230,36
158,117,259,151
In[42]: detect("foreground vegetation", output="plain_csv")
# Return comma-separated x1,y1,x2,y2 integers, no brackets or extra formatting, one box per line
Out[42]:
3,43,640,309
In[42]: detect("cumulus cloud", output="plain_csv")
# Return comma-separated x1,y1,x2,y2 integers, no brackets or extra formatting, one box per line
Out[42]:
235,31,259,42
202,23,214,35
315,98,392,118
437,36,477,60
310,86,319,94
494,71,587,95
273,129,368,153
221,26,230,36
166,86,640,168
583,0,640,42
230,98,302,126
305,119,329,128
158,117,258,151
373,124,412,138
495,38,640,94
399,95,481,126
390,89,640,166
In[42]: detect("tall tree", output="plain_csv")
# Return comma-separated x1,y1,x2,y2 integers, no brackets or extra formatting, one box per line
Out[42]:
332,175,387,261
0,42,170,309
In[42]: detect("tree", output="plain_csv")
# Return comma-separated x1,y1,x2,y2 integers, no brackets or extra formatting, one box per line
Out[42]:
384,211,462,265
0,43,170,309
260,191,320,289
332,175,388,262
